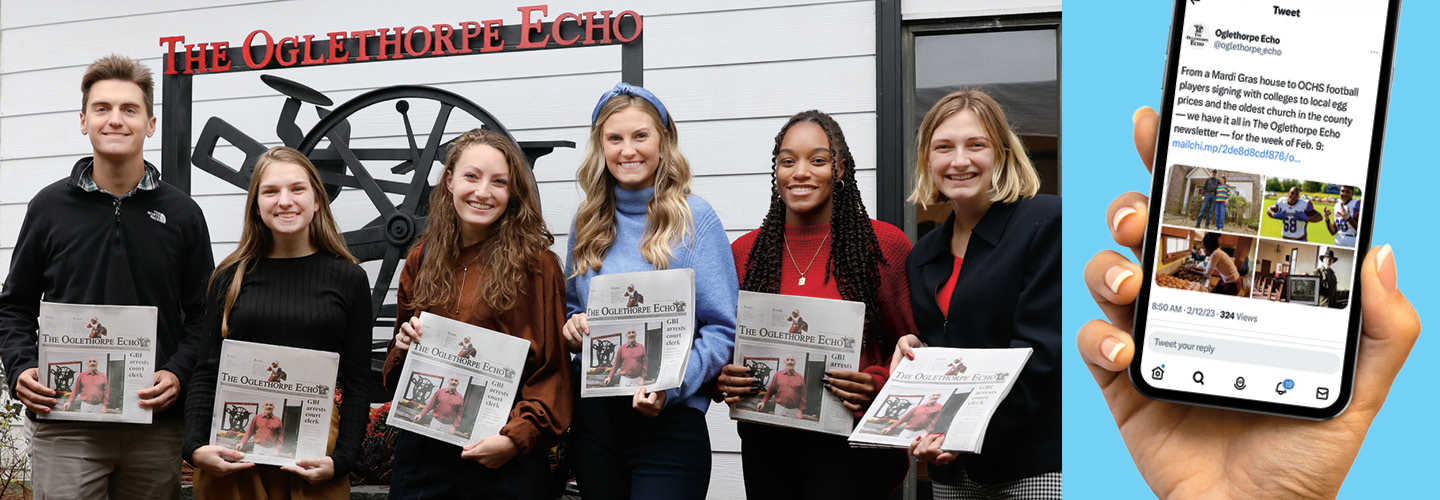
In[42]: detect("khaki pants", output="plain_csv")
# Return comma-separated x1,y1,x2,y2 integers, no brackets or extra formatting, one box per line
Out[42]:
28,419,183,500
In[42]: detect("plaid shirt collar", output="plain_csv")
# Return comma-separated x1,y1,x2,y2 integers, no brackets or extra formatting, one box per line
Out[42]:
76,159,161,199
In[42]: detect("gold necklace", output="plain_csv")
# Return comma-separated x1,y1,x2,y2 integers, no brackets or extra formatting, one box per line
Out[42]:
784,232,829,286
453,250,485,314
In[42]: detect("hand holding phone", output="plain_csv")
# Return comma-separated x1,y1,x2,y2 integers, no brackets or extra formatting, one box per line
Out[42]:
1129,0,1401,419
1077,106,1420,499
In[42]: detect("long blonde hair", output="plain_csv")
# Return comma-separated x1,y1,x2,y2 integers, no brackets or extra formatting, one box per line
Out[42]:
908,89,1041,208
570,95,694,276
210,147,358,337
405,129,554,313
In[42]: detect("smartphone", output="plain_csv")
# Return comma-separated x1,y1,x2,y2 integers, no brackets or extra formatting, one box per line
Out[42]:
1129,0,1400,419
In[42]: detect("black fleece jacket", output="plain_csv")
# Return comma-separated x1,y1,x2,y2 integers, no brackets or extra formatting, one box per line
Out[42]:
0,157,214,420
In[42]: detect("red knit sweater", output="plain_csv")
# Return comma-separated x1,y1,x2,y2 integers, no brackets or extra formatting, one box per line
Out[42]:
731,220,919,411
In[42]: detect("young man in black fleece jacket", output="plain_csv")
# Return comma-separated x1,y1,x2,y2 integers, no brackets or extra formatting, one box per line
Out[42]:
0,55,213,500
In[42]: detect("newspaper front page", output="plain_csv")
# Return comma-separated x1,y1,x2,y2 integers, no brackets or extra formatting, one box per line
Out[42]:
386,312,530,447
36,302,158,424
581,269,696,398
208,340,338,466
849,347,1031,453
728,291,864,436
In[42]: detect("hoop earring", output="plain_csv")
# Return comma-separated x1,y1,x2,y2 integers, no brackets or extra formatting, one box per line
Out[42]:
836,178,846,189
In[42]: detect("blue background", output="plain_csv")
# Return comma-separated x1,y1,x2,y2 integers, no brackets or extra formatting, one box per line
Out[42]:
1062,1,1437,497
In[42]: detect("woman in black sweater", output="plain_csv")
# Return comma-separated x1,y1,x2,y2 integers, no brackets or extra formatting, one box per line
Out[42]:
896,90,1061,499
184,147,372,499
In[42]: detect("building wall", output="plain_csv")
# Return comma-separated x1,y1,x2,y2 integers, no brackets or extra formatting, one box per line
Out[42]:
1,1,1060,497
0,1,874,497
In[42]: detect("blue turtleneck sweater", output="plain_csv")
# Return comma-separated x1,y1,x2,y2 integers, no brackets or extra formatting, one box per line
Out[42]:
565,185,738,413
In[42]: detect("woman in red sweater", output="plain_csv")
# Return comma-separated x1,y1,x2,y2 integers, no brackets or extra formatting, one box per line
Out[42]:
715,110,919,499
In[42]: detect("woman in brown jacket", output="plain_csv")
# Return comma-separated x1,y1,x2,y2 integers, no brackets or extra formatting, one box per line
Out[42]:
383,129,572,499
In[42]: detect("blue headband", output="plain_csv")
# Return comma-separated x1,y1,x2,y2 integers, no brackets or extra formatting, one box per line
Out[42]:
591,82,671,128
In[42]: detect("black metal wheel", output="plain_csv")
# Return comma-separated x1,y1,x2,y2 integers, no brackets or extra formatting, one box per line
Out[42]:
294,86,530,320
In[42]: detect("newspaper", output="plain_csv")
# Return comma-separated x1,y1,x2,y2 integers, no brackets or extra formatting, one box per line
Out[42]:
36,302,158,424
208,340,338,466
728,291,864,436
848,347,1031,453
580,269,696,398
386,312,530,447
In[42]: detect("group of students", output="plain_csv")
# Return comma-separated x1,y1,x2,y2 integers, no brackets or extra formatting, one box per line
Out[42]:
0,55,1059,500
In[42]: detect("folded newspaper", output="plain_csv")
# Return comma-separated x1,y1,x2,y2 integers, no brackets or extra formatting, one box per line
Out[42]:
208,340,338,466
36,302,158,424
386,312,530,447
848,347,1031,453
729,291,864,436
581,269,696,398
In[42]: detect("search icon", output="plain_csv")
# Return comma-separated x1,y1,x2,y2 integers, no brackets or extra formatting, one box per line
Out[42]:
1193,371,1205,385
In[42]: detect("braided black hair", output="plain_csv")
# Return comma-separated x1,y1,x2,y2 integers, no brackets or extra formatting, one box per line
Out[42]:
741,110,884,324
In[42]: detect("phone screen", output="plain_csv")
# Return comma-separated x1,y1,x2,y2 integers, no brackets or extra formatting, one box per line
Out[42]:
1133,0,1398,417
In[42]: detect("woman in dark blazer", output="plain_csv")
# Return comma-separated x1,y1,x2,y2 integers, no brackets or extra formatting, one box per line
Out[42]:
895,90,1060,500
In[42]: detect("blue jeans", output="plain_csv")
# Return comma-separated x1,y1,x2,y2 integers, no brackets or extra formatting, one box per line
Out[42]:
571,396,711,500
389,430,553,500
1195,193,1217,227
1215,202,1227,231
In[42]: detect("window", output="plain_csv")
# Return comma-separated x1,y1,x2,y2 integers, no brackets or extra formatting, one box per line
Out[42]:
901,15,1061,240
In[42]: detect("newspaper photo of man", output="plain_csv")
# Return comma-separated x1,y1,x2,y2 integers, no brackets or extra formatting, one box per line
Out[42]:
456,336,477,359
758,355,807,418
624,284,644,308
84,318,108,338
236,401,285,456
265,361,286,383
944,358,967,376
605,329,647,387
882,393,945,441
63,358,110,413
785,310,808,334
414,376,465,435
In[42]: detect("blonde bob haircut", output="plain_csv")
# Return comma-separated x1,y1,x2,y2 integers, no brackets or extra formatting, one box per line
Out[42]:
908,89,1041,209
210,147,357,337
570,95,694,277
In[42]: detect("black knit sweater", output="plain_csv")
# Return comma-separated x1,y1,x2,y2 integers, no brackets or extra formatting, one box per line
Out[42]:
183,252,372,476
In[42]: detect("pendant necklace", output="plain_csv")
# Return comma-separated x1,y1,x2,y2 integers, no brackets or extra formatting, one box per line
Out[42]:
784,232,830,286
454,250,485,314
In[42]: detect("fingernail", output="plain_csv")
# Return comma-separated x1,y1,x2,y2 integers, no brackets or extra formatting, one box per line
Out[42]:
1111,207,1137,233
821,377,831,384
915,436,922,442
1101,337,1126,363
745,368,754,375
1132,106,1153,125
1105,267,1135,295
1377,244,1397,292
905,351,915,360
824,371,835,377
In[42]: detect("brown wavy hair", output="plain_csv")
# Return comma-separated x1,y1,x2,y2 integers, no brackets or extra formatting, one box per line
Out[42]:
211,147,357,337
570,95,693,277
405,129,554,313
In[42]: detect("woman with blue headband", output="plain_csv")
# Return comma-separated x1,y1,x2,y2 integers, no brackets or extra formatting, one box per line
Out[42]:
561,83,738,499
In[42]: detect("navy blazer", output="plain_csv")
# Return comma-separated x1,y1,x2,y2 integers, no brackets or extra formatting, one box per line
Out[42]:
906,194,1061,484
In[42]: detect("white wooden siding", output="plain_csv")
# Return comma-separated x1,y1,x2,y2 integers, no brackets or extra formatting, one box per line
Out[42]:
902,0,1062,20
0,1,878,497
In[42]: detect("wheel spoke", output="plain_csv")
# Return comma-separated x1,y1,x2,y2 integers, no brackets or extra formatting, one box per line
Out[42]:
343,225,388,247
404,103,454,216
326,128,398,214
369,244,403,319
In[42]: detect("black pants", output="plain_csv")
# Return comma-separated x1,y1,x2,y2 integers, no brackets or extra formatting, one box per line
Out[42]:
389,430,551,500
571,396,711,500
738,422,909,500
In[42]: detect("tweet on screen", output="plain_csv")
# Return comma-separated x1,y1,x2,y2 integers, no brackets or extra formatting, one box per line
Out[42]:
1135,0,1394,413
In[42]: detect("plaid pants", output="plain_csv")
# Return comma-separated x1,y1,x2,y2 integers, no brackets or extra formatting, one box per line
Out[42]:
932,468,1062,500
